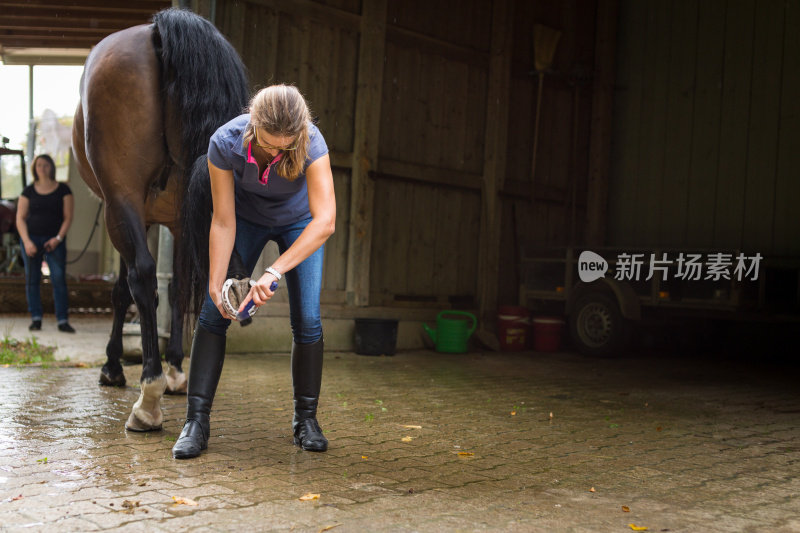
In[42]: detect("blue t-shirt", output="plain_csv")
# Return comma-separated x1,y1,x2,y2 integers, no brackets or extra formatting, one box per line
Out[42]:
207,114,329,226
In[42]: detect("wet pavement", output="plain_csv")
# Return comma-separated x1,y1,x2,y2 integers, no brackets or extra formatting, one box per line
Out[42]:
1,318,799,532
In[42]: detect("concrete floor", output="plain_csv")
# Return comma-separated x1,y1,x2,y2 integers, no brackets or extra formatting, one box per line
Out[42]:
1,315,799,532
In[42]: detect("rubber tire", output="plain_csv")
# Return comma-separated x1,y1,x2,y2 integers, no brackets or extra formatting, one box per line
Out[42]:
569,292,631,357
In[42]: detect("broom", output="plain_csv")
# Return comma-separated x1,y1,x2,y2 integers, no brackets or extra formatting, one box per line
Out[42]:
530,24,561,204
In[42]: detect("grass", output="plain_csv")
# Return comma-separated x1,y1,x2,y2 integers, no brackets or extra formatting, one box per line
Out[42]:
0,334,56,365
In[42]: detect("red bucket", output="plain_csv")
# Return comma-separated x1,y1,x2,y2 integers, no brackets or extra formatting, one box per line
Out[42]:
497,306,530,351
532,317,564,352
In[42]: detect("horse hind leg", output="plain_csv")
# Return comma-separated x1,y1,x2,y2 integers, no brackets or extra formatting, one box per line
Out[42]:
126,237,167,431
100,261,130,387
104,202,166,432
164,252,187,395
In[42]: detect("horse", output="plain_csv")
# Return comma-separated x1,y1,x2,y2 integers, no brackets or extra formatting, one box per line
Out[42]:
71,8,249,431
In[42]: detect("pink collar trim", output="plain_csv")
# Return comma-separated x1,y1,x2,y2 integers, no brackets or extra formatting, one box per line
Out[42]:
246,141,283,186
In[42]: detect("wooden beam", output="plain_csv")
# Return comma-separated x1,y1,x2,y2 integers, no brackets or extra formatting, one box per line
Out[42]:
0,0,168,13
328,150,353,170
374,158,483,191
477,0,514,331
345,0,387,307
243,0,360,31
0,9,151,24
0,35,101,48
0,17,135,32
386,25,489,68
586,0,619,247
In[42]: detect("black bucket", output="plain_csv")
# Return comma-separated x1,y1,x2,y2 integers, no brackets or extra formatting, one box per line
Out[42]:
354,318,398,355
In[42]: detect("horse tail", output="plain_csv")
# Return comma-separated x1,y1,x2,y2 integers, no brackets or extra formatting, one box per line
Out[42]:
151,8,249,171
178,155,213,320
151,8,249,326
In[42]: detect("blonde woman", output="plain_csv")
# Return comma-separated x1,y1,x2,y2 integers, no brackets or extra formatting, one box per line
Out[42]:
173,85,336,459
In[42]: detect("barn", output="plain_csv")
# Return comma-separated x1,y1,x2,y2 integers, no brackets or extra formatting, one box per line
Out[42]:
1,0,797,354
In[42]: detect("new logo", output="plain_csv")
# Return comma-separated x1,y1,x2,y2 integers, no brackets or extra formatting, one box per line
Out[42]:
578,251,608,283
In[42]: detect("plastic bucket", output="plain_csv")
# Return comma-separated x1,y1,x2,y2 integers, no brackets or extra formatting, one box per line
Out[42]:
354,318,398,355
532,317,565,352
497,305,530,351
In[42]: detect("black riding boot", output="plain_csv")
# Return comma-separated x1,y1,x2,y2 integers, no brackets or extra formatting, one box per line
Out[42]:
172,326,226,459
292,337,328,452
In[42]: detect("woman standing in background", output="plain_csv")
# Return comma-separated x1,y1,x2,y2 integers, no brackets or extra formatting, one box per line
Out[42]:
15,154,76,333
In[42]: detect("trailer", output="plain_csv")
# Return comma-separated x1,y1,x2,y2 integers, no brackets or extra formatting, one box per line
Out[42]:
520,246,800,356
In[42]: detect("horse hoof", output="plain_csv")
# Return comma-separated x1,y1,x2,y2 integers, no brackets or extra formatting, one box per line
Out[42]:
99,370,126,387
125,412,162,432
124,375,166,431
165,365,187,395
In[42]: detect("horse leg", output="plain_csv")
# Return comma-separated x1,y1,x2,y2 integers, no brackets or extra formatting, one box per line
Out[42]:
164,245,187,394
100,260,130,386
105,203,166,432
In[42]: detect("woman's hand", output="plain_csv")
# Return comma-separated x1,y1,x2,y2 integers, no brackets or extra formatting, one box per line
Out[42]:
43,237,60,253
210,285,236,320
23,240,38,257
238,271,278,313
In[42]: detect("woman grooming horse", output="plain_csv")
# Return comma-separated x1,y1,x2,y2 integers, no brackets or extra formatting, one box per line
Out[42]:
172,85,336,459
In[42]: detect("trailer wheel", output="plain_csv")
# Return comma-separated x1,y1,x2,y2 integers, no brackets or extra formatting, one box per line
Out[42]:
569,292,631,357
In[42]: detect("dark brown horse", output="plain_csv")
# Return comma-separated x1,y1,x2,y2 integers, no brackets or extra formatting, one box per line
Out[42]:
72,9,248,431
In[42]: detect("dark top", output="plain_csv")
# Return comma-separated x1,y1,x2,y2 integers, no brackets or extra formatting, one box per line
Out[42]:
207,114,329,226
21,182,72,236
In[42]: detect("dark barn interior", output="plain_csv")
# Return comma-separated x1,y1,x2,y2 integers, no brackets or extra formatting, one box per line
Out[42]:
1,0,798,356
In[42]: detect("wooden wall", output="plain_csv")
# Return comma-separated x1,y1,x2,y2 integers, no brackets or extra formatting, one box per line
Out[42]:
609,0,800,257
215,0,360,304
500,0,600,305
206,0,606,321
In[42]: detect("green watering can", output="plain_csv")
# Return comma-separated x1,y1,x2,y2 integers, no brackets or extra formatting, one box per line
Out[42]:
423,311,477,353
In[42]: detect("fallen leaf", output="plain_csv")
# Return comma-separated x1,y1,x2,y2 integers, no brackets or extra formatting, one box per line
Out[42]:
172,496,199,506
75,362,89,368
589,487,595,492
299,493,320,501
656,427,662,432
402,425,422,429
36,458,48,464
457,452,474,457
401,436,413,442
549,412,554,419
510,411,516,416
361,456,368,459
622,506,631,512
628,524,648,531
318,525,341,533
138,482,147,486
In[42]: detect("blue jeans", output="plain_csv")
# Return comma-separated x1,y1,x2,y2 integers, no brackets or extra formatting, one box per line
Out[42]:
21,235,69,323
198,216,324,344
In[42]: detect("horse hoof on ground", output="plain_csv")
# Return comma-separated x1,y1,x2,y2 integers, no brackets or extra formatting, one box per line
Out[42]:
165,365,187,395
124,374,167,432
99,369,126,387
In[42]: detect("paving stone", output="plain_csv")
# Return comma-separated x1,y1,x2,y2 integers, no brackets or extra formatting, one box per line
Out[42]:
2,329,799,531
